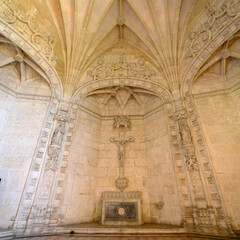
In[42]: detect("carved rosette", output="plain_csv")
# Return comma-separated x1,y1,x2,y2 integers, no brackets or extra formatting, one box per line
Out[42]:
115,177,128,192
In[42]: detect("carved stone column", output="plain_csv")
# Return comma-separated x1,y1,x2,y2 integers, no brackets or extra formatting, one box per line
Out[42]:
12,99,59,234
174,98,233,235
13,103,71,235
25,105,71,233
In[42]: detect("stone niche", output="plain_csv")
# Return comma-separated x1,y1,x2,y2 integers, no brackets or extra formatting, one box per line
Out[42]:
62,83,182,226
101,191,142,225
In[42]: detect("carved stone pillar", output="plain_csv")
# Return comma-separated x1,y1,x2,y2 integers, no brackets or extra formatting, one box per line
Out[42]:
12,102,71,235
25,105,71,233
174,98,233,235
12,99,59,233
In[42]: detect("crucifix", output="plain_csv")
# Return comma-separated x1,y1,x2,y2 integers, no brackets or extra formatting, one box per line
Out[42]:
110,132,134,191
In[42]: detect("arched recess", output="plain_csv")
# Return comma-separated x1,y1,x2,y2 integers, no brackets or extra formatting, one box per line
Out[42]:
54,77,188,226
0,20,62,229
179,14,240,232
183,33,240,230
0,19,63,99
181,16,240,98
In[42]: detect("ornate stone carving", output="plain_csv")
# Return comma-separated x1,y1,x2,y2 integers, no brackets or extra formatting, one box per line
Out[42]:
179,120,192,145
183,147,199,171
45,145,61,171
154,202,164,209
110,133,134,191
102,191,142,200
115,177,128,192
46,110,70,172
113,115,130,128
189,0,240,57
0,0,57,64
87,55,155,81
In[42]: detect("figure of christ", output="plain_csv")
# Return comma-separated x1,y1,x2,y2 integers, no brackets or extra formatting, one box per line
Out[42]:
110,133,134,178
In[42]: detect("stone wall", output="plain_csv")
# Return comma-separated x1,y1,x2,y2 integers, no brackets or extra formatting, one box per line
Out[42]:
96,117,149,222
0,90,49,228
61,93,184,225
144,108,183,226
61,109,101,224
194,89,240,230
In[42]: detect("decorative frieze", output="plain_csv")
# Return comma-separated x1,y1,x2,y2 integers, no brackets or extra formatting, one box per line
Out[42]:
87,56,155,81
0,0,57,65
189,0,240,57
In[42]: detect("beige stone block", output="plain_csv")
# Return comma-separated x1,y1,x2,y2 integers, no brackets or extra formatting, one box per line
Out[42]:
97,177,109,187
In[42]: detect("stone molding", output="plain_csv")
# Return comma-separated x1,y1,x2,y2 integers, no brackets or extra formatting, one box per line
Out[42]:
193,81,240,99
182,94,233,234
13,99,59,232
188,0,240,57
0,19,62,99
47,104,79,226
102,191,142,200
0,0,57,65
182,13,240,96
0,82,51,101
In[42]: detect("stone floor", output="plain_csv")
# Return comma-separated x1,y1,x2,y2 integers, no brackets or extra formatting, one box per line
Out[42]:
12,235,236,240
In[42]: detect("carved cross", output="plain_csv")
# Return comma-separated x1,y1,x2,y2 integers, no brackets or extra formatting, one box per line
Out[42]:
110,133,134,178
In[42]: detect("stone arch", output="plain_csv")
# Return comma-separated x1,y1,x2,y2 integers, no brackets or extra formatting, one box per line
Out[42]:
0,19,63,99
181,17,240,100
72,78,173,104
178,17,240,235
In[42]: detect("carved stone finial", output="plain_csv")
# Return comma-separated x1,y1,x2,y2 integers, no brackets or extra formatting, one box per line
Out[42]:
114,115,130,128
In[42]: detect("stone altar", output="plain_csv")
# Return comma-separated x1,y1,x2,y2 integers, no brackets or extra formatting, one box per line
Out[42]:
101,191,142,225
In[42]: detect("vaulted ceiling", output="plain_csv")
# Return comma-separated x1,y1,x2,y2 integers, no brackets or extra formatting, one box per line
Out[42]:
43,0,209,93
1,0,240,98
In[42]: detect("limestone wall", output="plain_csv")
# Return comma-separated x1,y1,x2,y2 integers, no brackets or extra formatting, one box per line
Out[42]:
61,94,184,225
194,90,240,230
144,108,183,226
0,90,49,228
96,117,150,222
61,109,101,224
